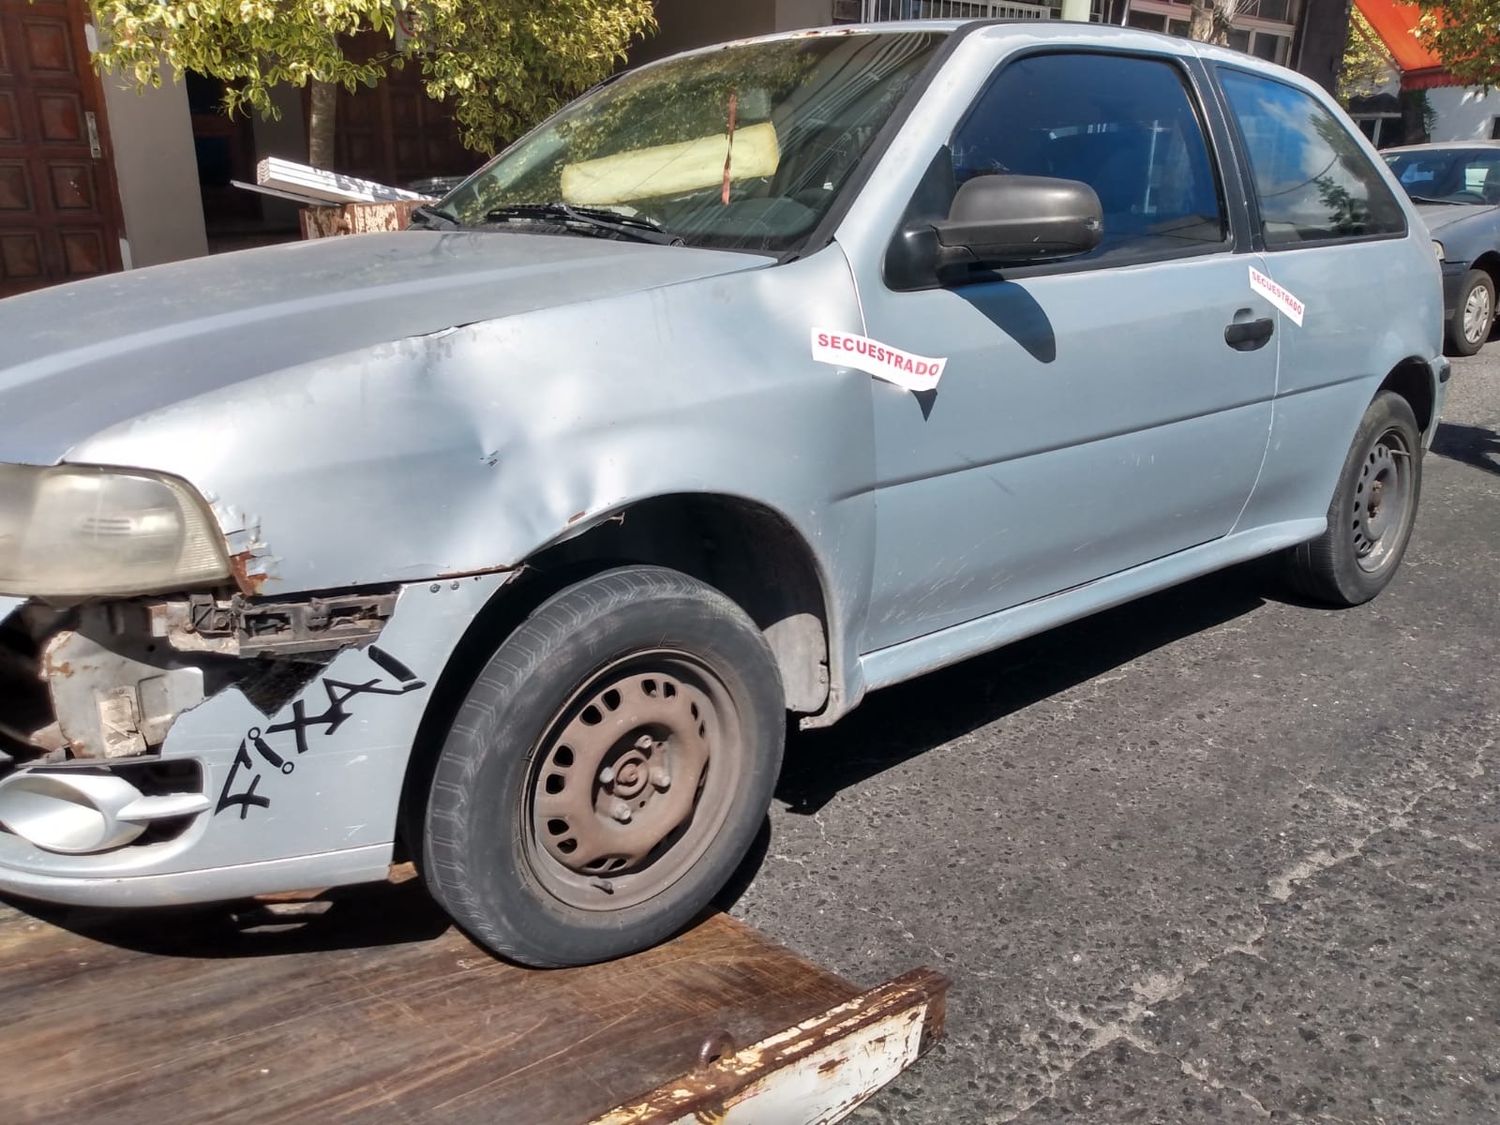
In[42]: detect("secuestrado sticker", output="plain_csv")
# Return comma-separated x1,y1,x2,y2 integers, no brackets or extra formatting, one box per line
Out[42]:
811,328,948,393
1249,266,1305,327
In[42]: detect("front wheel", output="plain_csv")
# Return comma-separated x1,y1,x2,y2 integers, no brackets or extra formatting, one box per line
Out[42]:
1446,268,1494,356
1285,391,1422,607
421,565,784,967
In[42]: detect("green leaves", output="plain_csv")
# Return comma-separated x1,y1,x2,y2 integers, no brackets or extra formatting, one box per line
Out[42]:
1415,0,1500,88
1341,9,1394,102
89,0,657,156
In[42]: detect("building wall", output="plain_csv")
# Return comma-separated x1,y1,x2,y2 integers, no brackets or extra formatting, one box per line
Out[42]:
1125,0,1301,66
1427,87,1500,144
98,69,207,268
251,86,309,229
634,0,778,64
775,0,835,29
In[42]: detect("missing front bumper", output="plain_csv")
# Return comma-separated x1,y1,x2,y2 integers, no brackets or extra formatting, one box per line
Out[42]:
0,590,401,766
0,574,509,904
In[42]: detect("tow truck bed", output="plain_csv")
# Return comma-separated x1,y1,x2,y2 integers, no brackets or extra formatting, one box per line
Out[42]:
0,878,945,1123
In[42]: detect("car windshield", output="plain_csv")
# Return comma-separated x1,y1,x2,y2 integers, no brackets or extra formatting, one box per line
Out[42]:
1385,149,1500,205
436,30,947,253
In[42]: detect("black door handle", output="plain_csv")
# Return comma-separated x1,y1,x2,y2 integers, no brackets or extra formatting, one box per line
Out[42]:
1225,317,1275,351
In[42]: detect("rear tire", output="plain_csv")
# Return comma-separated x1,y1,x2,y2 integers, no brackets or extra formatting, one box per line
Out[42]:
1446,268,1494,356
421,565,784,967
1286,391,1422,607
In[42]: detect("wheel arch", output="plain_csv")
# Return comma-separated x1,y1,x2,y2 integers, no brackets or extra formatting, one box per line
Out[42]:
1470,249,1500,294
1376,356,1438,435
528,493,835,715
396,492,835,857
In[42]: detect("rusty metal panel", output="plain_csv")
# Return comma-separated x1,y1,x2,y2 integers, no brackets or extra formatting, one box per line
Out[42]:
595,968,948,1125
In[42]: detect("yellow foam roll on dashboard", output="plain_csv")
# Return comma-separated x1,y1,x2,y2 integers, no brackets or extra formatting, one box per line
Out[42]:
561,122,781,207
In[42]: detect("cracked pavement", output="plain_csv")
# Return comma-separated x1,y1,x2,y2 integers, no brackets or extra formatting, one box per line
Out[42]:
731,348,1500,1123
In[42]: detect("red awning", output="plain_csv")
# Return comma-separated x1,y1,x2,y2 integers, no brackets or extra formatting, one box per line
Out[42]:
1352,0,1466,89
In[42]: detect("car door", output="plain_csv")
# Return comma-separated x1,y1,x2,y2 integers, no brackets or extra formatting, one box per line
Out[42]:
1212,67,1438,535
849,49,1279,652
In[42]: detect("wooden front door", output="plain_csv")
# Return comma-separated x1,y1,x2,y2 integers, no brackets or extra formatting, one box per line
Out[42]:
335,30,475,189
0,0,122,299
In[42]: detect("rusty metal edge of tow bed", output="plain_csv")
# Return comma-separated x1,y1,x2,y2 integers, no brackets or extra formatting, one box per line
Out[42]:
594,967,949,1125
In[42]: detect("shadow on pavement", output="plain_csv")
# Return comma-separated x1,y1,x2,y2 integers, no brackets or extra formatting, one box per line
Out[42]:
2,875,453,958
1430,420,1500,477
775,561,1274,815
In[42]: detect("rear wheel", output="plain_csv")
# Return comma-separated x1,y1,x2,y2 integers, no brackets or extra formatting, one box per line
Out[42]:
1447,268,1494,356
421,565,784,966
1286,391,1422,606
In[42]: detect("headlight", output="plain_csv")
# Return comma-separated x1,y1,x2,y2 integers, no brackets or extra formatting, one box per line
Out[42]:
0,464,230,598
1433,240,1445,261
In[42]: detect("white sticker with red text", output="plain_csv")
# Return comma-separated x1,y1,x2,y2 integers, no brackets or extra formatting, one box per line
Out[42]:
811,328,948,393
1249,265,1305,327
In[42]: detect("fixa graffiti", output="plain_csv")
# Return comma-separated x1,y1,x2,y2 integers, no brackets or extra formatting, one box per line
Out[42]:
215,646,426,819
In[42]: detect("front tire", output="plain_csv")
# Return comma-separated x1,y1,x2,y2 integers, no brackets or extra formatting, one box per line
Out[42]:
1286,391,1422,607
421,565,784,967
1446,268,1494,356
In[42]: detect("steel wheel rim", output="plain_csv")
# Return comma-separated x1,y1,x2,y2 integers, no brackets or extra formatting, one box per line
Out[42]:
523,650,745,912
1463,283,1492,346
1351,426,1412,573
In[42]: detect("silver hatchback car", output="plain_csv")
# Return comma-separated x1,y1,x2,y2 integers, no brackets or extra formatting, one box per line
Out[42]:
0,23,1446,965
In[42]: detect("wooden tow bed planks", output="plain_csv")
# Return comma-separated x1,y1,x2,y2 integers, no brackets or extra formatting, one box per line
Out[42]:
0,879,946,1124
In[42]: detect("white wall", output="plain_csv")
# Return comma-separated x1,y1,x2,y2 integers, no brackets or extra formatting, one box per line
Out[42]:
99,69,208,268
1427,86,1500,143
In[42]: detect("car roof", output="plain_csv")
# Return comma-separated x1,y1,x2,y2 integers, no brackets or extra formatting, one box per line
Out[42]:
1383,141,1500,155
646,20,1322,94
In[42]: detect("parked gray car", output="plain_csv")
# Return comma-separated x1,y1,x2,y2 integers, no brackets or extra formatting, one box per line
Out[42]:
1386,142,1500,355
0,22,1447,966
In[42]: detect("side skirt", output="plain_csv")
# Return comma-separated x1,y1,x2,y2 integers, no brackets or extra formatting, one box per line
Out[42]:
858,518,1325,694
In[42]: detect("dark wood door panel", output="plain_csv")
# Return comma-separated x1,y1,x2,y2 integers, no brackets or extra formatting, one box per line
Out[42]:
36,89,84,141
0,90,18,140
0,0,121,298
18,14,75,77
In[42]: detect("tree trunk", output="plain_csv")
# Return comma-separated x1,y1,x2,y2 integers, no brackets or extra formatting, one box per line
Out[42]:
1189,0,1231,45
308,80,337,170
301,201,424,240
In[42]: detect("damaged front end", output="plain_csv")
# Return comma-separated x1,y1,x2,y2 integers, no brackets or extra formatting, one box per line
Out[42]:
0,457,514,904
0,571,506,905
0,590,398,854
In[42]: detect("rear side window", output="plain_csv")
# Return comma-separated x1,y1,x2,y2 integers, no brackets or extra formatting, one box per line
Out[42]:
1218,69,1406,247
950,53,1227,265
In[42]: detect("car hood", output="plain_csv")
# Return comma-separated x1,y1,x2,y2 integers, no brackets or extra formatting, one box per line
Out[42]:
1415,202,1500,234
0,231,769,465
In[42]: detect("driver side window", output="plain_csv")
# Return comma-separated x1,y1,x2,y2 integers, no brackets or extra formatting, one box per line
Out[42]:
951,52,1228,265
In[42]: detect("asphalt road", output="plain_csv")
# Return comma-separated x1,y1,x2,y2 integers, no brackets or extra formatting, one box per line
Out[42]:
732,350,1500,1123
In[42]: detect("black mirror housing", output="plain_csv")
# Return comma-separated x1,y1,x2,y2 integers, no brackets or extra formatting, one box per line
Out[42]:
932,174,1103,272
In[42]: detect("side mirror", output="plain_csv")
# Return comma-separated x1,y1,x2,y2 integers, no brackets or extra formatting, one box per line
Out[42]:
932,174,1103,272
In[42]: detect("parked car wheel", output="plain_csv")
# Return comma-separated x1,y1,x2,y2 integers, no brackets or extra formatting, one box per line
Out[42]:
420,565,785,967
1286,391,1423,607
1447,268,1495,356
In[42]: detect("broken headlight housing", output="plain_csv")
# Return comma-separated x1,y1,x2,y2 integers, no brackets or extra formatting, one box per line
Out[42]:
0,463,230,598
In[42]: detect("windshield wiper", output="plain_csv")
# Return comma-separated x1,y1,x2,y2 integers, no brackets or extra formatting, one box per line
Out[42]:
482,202,684,245
409,204,461,229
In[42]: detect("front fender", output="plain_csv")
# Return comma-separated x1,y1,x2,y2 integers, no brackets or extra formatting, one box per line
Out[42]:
64,246,878,709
